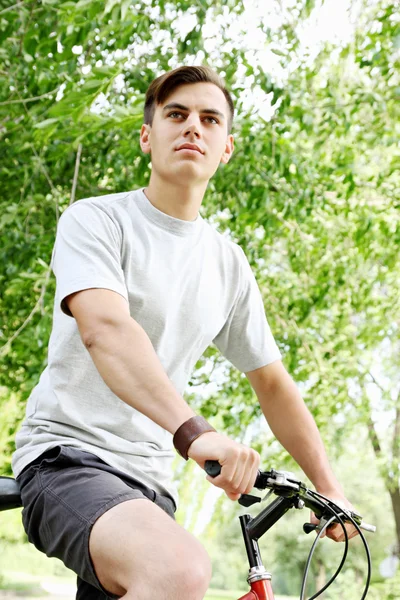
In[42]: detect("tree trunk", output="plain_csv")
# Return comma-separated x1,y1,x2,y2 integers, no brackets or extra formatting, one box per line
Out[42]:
366,392,400,556
315,558,326,598
389,402,400,555
389,487,400,556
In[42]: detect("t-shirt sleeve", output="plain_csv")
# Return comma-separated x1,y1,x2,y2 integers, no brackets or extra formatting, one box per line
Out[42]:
212,246,282,372
51,201,128,317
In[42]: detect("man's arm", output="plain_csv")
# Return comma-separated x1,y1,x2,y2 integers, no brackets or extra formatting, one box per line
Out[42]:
246,360,341,494
246,360,357,541
66,287,260,500
67,288,195,433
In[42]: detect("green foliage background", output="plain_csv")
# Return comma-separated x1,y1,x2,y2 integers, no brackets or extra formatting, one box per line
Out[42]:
0,0,399,596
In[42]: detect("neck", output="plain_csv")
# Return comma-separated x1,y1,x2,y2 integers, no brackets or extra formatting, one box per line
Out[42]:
144,174,208,221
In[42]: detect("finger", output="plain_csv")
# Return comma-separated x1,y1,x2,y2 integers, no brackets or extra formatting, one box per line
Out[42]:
238,451,259,495
347,526,359,540
221,449,241,480
222,448,257,496
326,523,356,543
243,451,261,494
321,521,339,541
205,474,242,502
326,523,345,541
206,474,224,488
226,491,241,501
206,456,241,495
228,453,248,495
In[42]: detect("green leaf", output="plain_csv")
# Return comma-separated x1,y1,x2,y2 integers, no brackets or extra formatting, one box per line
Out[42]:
34,118,59,129
121,0,131,21
75,0,95,8
270,48,286,57
104,0,120,16
80,78,104,90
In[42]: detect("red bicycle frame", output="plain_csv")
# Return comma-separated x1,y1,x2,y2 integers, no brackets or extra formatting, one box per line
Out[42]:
238,578,275,600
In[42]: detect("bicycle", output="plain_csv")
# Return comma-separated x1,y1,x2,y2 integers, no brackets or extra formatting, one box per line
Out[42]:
1,463,376,600
204,461,376,600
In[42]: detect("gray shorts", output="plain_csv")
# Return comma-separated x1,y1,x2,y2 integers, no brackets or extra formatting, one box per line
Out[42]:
17,445,176,600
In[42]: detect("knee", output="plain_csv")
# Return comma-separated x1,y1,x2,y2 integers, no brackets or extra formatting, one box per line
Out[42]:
178,544,212,598
127,541,212,600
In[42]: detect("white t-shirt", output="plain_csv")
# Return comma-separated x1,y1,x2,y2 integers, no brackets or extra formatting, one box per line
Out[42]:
12,188,281,504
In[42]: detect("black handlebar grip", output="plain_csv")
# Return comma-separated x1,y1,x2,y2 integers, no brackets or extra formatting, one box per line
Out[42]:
205,460,263,489
205,460,221,477
303,523,318,535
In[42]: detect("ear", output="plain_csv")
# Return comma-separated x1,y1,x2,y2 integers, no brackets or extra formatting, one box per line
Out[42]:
220,134,234,164
140,124,152,154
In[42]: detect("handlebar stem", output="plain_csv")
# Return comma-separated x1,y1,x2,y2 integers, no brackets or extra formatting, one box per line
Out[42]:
240,514,264,569
247,496,296,541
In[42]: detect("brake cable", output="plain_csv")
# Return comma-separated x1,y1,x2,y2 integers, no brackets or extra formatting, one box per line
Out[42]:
306,490,372,600
301,500,348,600
204,462,373,599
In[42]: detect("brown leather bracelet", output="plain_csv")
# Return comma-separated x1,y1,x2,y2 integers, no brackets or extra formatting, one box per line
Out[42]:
173,415,216,460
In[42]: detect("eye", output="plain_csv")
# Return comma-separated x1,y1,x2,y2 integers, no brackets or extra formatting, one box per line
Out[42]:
168,111,184,119
203,116,219,124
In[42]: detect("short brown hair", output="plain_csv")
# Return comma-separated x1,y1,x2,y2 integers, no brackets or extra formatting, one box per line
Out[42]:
144,65,234,133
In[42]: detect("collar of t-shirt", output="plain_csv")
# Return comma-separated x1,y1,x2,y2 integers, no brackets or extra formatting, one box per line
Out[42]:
137,188,204,237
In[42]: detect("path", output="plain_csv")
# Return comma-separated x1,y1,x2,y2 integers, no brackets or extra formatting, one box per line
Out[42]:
0,580,75,599
0,593,73,600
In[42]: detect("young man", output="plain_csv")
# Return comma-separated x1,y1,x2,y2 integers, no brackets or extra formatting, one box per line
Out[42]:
12,66,356,600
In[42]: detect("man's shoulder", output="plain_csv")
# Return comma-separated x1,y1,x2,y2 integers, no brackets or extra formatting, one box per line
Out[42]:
202,220,246,261
57,189,143,231
68,189,138,212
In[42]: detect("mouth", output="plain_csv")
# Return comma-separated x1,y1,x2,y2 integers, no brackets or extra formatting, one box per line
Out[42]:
176,144,204,154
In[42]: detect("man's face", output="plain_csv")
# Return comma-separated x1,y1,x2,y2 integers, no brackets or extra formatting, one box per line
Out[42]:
140,82,234,185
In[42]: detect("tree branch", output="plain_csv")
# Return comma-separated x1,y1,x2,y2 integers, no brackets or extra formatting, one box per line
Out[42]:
13,87,61,221
368,370,386,394
0,87,59,106
18,0,35,59
361,373,383,459
69,143,82,206
0,1,25,16
0,266,52,357
29,143,60,221
367,412,382,459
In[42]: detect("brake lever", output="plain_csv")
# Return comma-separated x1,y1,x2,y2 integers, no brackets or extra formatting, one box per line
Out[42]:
239,494,262,507
304,508,377,535
303,515,332,535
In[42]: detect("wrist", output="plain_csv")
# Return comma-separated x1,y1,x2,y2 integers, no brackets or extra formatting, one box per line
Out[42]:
173,415,216,460
305,461,343,497
314,478,345,498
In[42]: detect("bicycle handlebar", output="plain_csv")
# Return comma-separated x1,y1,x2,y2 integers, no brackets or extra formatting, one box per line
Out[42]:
204,460,376,534
205,460,375,600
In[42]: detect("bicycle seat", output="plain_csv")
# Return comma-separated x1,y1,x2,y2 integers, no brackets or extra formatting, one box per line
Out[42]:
0,476,22,511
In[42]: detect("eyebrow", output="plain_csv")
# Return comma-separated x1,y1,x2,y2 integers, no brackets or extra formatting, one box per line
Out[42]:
162,102,225,120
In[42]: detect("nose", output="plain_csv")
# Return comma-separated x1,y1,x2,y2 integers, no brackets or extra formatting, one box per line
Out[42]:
183,117,201,139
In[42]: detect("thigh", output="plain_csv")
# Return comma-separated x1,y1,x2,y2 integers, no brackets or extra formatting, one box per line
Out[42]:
18,446,175,599
89,497,212,599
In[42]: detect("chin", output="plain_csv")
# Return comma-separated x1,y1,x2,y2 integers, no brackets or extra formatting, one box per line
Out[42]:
157,163,211,184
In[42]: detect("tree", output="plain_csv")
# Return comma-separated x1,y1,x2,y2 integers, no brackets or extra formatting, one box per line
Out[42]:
0,0,399,572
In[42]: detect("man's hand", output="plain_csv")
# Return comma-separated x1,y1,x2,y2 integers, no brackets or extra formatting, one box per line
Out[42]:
187,432,260,501
311,492,359,542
